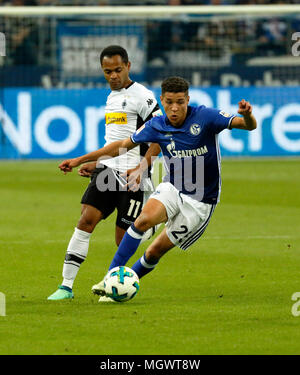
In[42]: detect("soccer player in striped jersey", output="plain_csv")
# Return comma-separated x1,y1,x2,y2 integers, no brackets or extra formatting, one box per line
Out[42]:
47,46,162,301
57,76,257,301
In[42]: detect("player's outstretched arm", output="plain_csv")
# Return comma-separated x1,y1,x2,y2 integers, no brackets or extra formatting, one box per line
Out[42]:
58,137,137,174
230,99,257,131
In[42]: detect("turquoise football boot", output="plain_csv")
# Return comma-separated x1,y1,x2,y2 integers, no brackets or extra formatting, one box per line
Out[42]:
47,285,74,300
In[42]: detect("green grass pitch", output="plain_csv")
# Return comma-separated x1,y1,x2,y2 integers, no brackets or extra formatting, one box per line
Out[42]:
0,158,299,355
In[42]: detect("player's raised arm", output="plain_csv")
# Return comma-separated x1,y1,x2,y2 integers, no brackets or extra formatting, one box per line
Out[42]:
58,137,137,174
230,99,257,131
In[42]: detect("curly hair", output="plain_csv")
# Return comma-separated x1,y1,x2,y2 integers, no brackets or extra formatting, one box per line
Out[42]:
161,76,189,95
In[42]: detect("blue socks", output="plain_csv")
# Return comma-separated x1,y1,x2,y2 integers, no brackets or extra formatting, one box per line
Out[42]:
108,223,160,279
132,253,159,279
109,224,144,270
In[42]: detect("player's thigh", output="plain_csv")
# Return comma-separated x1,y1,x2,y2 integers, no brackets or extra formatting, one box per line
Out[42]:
147,182,181,222
135,198,168,231
77,204,104,232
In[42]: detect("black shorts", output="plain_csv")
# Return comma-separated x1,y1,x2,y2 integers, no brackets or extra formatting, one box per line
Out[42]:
81,165,145,230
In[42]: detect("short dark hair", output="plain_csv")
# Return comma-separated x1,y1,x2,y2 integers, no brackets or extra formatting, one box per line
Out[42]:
161,76,189,96
100,45,129,65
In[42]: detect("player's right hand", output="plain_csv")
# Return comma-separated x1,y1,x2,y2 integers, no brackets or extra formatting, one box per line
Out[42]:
78,162,96,178
58,158,80,174
238,99,252,117
123,166,143,192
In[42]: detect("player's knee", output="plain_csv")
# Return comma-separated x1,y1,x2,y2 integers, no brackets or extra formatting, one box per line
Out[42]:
78,205,103,232
77,214,98,233
134,212,154,233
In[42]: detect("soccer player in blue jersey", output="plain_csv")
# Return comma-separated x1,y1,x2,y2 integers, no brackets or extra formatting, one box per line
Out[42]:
59,76,257,301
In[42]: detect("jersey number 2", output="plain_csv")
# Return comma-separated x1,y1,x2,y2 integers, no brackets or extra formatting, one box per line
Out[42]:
171,225,189,243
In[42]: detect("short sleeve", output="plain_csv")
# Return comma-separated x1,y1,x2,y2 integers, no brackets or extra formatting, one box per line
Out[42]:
203,108,235,134
137,90,158,122
131,121,158,144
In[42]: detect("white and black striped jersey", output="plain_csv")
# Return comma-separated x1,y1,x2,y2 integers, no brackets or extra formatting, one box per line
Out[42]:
101,81,161,173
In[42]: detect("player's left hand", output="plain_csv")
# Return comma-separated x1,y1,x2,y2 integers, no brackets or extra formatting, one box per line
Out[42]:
122,166,143,192
78,162,96,178
238,99,252,117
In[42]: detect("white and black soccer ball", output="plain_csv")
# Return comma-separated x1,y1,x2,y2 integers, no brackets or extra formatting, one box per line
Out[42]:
104,266,140,302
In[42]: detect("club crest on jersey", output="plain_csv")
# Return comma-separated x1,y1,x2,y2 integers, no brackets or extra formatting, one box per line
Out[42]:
122,99,127,109
190,123,201,136
219,110,232,118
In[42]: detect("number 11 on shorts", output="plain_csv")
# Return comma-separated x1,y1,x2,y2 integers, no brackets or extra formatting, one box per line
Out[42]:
127,199,141,219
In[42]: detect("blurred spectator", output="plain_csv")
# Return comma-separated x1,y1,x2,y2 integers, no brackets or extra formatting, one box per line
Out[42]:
257,18,287,56
9,0,37,4
3,0,39,65
168,0,181,4
146,21,168,65
0,0,296,76
190,20,228,59
169,20,186,50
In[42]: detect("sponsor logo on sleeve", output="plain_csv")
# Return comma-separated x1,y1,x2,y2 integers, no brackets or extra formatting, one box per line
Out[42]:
152,109,163,117
219,110,232,118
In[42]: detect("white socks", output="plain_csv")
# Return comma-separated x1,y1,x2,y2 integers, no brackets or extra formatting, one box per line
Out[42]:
62,227,91,289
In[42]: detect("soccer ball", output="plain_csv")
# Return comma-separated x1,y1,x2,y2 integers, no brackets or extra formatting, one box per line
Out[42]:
104,266,140,302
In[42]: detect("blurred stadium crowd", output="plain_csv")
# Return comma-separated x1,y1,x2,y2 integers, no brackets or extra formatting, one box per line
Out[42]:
0,0,299,87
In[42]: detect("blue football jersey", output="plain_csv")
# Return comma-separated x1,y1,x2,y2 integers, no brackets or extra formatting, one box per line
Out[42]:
131,105,235,204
